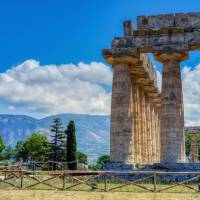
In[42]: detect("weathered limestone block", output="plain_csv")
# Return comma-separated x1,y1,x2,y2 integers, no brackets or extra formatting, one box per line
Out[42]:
138,12,200,30
154,52,187,163
137,14,175,29
190,134,199,163
175,13,200,29
124,20,133,36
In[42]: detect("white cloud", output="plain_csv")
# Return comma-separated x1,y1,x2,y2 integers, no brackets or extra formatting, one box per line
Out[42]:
156,70,162,92
2,59,200,126
182,64,200,126
0,60,112,116
156,63,200,126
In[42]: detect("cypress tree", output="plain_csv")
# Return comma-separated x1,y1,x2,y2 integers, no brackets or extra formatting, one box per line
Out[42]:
65,120,77,170
48,118,65,170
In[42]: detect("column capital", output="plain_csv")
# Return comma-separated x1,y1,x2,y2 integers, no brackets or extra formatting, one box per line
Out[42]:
102,48,141,66
154,51,189,63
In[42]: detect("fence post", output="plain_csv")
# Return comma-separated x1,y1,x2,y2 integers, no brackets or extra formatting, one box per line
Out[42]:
62,173,66,190
198,176,200,192
20,171,24,189
104,175,107,191
153,172,157,192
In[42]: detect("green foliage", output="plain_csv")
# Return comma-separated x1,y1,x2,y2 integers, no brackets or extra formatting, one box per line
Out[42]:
185,132,191,157
66,120,77,170
25,133,49,161
77,151,87,164
97,155,110,168
14,140,28,162
0,134,5,153
88,163,101,171
48,118,65,166
88,155,110,171
0,146,14,160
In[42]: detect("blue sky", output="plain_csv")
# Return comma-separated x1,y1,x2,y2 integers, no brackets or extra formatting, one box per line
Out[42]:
1,0,200,70
0,0,200,123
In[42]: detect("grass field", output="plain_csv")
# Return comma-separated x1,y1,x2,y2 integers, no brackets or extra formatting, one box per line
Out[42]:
0,190,199,200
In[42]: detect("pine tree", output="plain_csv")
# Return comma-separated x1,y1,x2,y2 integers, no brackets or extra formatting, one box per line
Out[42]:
65,120,77,170
48,118,65,170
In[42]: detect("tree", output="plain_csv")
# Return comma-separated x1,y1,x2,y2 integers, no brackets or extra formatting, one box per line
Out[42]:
48,118,65,170
66,120,77,170
77,151,87,165
0,134,5,153
97,155,110,169
1,146,14,160
185,132,191,158
14,140,28,162
25,133,49,161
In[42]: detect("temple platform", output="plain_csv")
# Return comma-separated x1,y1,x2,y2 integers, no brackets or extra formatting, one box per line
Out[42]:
104,162,200,171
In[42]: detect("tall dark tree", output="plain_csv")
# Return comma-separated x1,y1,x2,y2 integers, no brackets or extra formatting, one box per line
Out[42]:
66,120,77,170
0,134,5,154
48,118,65,170
14,140,28,162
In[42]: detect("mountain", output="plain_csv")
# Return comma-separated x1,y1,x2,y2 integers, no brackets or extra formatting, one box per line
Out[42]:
0,114,110,161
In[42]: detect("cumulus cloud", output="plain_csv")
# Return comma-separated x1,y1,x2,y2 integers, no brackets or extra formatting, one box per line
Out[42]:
2,59,200,126
182,64,200,126
156,63,200,126
0,60,112,116
156,70,162,92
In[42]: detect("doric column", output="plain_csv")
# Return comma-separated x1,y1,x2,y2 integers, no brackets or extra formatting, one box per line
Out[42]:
103,54,141,164
137,86,142,163
132,82,139,163
154,51,188,163
155,108,161,163
110,62,134,163
146,97,151,163
151,104,156,163
140,89,147,163
190,134,199,163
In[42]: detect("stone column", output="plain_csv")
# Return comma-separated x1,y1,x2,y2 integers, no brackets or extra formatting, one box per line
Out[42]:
110,62,134,163
151,104,156,163
140,89,147,163
132,82,139,163
154,52,188,163
103,55,141,164
137,86,142,163
155,108,161,163
146,97,151,163
190,134,199,163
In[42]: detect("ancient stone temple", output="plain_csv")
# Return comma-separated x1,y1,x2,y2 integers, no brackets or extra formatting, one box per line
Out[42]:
103,12,200,165
185,127,200,163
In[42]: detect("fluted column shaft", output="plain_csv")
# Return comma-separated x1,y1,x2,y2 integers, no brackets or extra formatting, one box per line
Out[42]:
110,63,134,163
154,52,188,163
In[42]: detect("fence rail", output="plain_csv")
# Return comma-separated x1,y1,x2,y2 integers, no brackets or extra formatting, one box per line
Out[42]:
0,170,199,192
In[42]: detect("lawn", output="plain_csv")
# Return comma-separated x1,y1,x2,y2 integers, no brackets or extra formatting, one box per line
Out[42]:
0,190,199,200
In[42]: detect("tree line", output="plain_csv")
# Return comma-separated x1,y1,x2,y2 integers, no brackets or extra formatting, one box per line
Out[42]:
0,118,110,170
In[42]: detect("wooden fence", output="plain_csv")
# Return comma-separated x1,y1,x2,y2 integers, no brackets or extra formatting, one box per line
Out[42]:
0,170,200,192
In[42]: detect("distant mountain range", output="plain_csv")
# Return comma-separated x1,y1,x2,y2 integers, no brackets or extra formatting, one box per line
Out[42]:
0,114,110,161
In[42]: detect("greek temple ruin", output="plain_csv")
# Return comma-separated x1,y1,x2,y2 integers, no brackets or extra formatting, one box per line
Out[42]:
185,127,200,163
103,12,200,165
